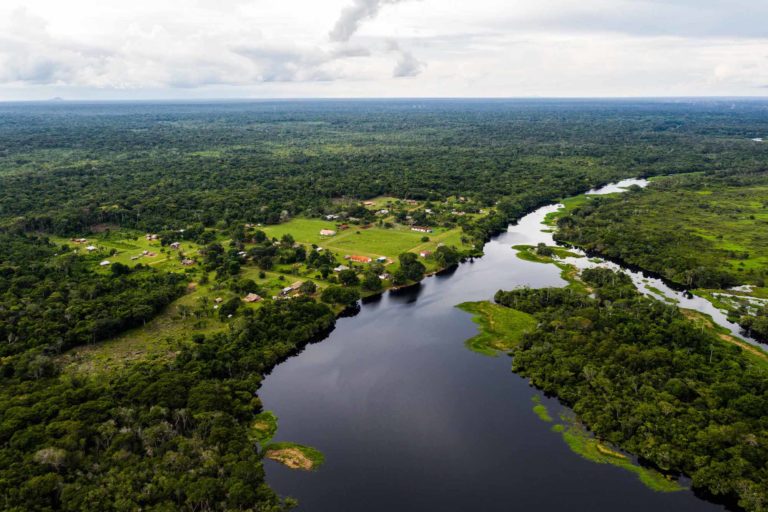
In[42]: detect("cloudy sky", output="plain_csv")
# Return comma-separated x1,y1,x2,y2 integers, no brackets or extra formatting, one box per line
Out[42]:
0,0,767,100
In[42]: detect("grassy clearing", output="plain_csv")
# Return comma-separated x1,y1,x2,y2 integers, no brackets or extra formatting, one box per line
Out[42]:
457,301,537,356
264,442,325,471
49,231,204,274
262,217,472,262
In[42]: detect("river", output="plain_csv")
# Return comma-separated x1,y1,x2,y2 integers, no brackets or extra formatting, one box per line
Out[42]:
261,179,734,511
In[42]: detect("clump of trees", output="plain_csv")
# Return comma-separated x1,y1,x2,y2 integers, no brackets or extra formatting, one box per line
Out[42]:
393,252,426,285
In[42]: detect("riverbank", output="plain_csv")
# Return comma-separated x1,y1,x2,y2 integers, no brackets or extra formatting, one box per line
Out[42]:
259,178,730,512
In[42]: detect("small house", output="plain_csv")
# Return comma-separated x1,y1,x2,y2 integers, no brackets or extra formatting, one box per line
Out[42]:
99,260,111,267
214,297,223,304
181,259,195,266
320,229,337,237
86,245,97,252
334,265,350,272
349,255,372,263
243,293,262,303
419,251,432,258
379,273,392,280
411,226,433,233
325,214,340,220
338,224,350,231
376,256,387,263
363,201,375,206
170,242,181,250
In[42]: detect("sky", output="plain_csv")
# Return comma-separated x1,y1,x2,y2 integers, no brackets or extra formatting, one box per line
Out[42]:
0,0,767,100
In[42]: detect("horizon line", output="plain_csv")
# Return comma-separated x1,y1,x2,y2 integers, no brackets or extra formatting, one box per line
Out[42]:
2,95,768,104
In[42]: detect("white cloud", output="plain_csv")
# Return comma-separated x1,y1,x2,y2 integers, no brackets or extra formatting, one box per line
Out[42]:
329,0,412,42
0,0,766,99
387,41,425,78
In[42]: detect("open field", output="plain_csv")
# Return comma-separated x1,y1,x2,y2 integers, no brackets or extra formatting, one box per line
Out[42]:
48,231,204,274
261,217,472,262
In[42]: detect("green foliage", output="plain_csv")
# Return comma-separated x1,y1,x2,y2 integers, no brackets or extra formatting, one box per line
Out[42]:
555,171,768,289
320,285,360,306
495,269,768,510
361,271,383,292
0,298,334,511
250,411,279,445
337,269,360,287
0,232,185,359
398,252,426,282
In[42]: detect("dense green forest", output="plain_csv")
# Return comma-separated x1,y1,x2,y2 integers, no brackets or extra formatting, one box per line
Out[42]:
554,170,768,340
495,268,768,511
2,99,768,510
0,298,334,511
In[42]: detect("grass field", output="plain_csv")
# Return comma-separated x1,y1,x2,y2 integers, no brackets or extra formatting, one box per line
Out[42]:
49,231,204,274
261,217,471,262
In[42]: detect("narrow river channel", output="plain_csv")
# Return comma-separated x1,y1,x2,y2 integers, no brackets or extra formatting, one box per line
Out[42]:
261,179,736,511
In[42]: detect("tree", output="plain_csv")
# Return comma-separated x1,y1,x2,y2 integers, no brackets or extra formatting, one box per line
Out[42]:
361,272,382,292
219,297,240,319
434,245,460,267
299,280,317,295
398,252,425,282
321,286,359,305
338,269,359,287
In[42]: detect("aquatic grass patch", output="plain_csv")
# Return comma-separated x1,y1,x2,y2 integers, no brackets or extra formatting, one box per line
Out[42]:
457,301,537,356
531,396,553,422
532,410,683,493
559,423,683,493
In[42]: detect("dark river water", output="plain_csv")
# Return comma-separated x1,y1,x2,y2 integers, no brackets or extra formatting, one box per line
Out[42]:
261,180,729,512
